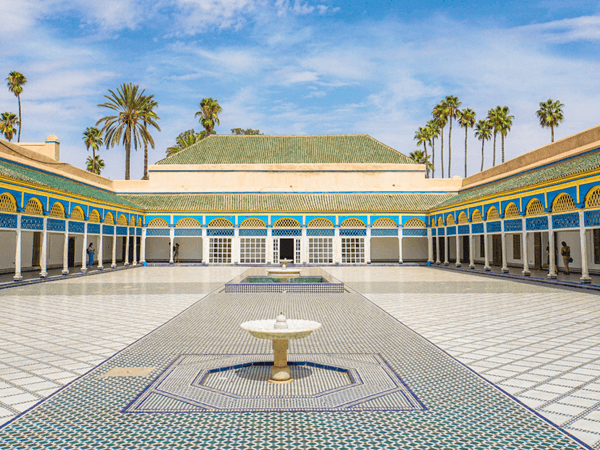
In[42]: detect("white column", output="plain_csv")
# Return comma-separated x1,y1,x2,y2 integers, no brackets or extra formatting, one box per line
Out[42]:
98,226,104,270
265,228,272,265
501,220,509,273
111,227,117,268
548,217,557,278
232,228,240,264
81,222,88,273
39,216,48,277
203,231,210,264
398,231,404,264
484,230,490,271
469,229,475,269
580,210,591,283
14,214,22,281
335,227,342,264
366,227,371,264
132,228,137,266
522,218,530,276
435,234,441,264
62,220,69,275
140,228,147,264
443,233,449,265
169,227,174,264
455,234,461,267
124,227,130,266
301,228,309,264
427,229,433,263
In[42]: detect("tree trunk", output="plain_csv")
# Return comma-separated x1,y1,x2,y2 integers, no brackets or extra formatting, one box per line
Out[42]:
501,134,505,164
448,118,452,177
17,95,22,143
92,147,96,174
551,125,554,143
143,121,149,180
493,133,497,167
424,142,429,178
441,129,445,178
125,139,131,180
464,127,468,178
481,140,485,172
431,138,435,178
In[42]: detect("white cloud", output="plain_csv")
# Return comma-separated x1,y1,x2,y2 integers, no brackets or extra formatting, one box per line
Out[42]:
518,15,600,43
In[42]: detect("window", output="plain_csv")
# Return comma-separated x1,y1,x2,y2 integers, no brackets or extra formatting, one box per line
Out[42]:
240,238,266,264
0,193,16,212
341,238,365,263
209,238,232,263
309,238,333,264
513,234,521,260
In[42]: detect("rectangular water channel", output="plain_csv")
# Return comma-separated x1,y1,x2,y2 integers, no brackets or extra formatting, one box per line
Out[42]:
225,267,345,293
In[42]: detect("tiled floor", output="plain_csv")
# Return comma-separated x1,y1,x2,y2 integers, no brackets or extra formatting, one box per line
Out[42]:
327,266,600,449
0,266,245,426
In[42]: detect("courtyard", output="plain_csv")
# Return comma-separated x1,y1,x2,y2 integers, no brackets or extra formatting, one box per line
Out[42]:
0,266,598,448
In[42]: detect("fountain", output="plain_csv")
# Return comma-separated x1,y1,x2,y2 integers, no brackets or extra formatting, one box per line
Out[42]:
240,314,321,383
267,259,301,278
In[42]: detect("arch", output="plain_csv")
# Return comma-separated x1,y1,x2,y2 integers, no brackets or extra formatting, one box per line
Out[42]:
430,217,435,227
104,212,115,225
372,218,397,228
0,193,17,212
148,218,169,228
552,193,576,212
457,212,469,224
437,217,444,226
471,210,483,223
307,218,334,228
504,202,520,219
486,206,500,221
445,214,456,225
273,218,301,228
585,186,600,208
117,215,129,225
49,202,65,218
404,218,426,228
208,218,233,228
24,198,44,216
526,198,545,216
88,209,101,223
240,218,266,228
129,216,136,226
70,206,85,221
138,217,143,227
340,218,365,228
176,218,201,228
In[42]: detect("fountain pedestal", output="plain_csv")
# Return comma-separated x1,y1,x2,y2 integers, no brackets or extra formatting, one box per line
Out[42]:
271,339,291,383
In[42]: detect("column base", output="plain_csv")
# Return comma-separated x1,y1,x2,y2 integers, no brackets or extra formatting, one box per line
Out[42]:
62,269,69,275
469,265,475,270
484,266,491,271
124,262,130,266
522,270,531,276
435,261,441,265
455,263,461,268
501,268,509,273
547,272,557,279
398,261,403,265
132,262,137,266
97,265,104,270
111,263,117,269
580,276,592,284
39,272,47,278
443,262,449,266
13,275,22,281
81,268,88,274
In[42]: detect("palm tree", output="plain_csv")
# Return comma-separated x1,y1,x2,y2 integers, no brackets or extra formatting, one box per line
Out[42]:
6,72,27,142
141,97,161,180
82,127,103,175
409,150,434,174
487,107,501,167
195,98,222,136
444,95,462,177
86,155,105,175
432,102,449,178
96,83,159,180
536,98,564,143
457,108,477,178
166,129,202,157
0,112,20,142
414,127,431,178
474,119,492,172
426,119,441,179
497,106,514,164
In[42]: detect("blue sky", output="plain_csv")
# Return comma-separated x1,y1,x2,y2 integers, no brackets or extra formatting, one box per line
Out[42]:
1,0,599,180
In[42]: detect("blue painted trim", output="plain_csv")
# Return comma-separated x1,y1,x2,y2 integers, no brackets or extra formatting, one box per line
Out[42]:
148,169,426,173
118,190,457,195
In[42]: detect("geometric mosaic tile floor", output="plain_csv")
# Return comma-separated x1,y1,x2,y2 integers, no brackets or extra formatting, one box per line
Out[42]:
328,266,600,449
0,266,591,449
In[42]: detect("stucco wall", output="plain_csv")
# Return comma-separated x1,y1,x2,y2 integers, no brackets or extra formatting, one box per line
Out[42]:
370,237,399,261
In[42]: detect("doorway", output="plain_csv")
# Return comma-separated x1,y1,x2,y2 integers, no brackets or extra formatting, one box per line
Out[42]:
492,235,502,266
462,236,470,263
438,237,445,261
68,237,75,267
32,232,41,267
534,232,542,270
279,238,295,260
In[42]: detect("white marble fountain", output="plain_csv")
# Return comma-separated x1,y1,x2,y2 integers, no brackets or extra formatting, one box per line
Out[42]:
240,314,321,383
267,260,301,277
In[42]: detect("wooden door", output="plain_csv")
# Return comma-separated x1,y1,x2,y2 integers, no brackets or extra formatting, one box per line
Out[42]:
534,232,542,270
32,232,41,267
492,235,502,266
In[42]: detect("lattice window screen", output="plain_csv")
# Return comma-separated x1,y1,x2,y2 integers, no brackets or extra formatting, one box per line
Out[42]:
148,218,169,228
446,215,456,225
240,218,266,228
553,194,576,212
50,203,65,218
308,218,334,228
471,210,483,223
0,194,17,212
129,216,136,226
504,203,520,218
176,218,201,228
138,218,143,227
404,218,426,227
24,199,43,216
70,208,85,221
372,218,397,228
273,218,301,228
208,218,233,228
104,213,115,225
526,199,545,216
586,188,600,208
340,218,365,228
88,210,101,223
486,207,500,221
437,217,444,226
117,215,129,225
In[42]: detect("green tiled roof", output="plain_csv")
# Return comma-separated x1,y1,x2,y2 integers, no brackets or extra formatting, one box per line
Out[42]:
437,150,600,208
0,160,138,208
156,135,416,165
121,193,452,212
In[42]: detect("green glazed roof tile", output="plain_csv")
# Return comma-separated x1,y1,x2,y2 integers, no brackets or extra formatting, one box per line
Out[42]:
120,193,453,212
156,135,417,165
